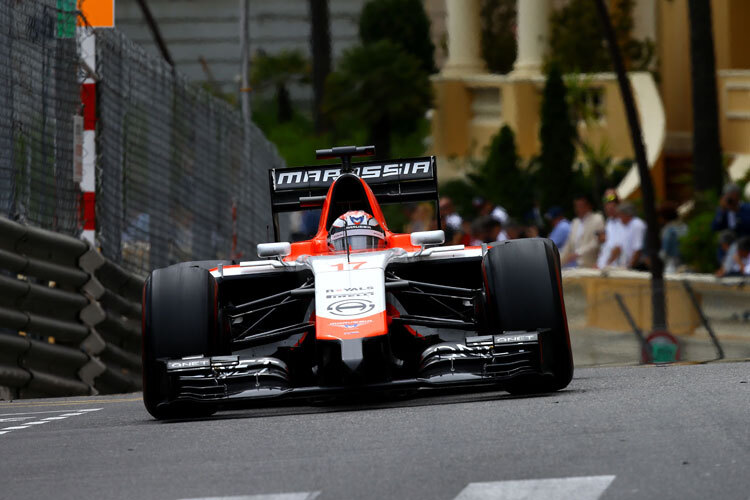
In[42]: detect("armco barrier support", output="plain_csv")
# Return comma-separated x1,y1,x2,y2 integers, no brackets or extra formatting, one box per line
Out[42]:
562,268,750,335
0,216,144,399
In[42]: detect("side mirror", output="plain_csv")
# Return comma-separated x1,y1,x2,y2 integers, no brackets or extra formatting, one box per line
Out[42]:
257,242,291,259
410,230,444,248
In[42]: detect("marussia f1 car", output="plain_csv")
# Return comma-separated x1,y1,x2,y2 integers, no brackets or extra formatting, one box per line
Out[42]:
142,146,573,419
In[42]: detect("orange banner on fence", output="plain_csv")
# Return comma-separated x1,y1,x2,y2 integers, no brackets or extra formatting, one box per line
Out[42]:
77,0,115,28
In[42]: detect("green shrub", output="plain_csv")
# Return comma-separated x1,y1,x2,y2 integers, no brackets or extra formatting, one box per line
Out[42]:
471,125,533,216
537,64,577,211
679,211,718,273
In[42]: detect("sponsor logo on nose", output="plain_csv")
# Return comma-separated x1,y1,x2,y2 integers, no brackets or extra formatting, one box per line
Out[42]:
327,299,375,316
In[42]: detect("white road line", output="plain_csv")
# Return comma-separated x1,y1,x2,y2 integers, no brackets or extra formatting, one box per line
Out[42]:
178,493,321,500
0,417,35,423
453,475,617,500
0,408,102,417
0,407,102,437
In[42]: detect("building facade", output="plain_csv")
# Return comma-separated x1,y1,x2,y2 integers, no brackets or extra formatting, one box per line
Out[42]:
427,0,750,201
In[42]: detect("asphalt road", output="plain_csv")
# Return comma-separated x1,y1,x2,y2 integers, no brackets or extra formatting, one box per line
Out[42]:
1,362,748,500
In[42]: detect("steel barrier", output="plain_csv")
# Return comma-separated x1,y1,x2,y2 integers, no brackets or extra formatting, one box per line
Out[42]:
0,215,144,399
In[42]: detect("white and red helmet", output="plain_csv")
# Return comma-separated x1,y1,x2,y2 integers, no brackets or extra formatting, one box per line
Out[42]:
328,210,386,252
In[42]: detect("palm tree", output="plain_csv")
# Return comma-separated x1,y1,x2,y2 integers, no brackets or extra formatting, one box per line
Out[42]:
250,50,309,123
594,0,666,331
309,0,331,133
687,0,723,196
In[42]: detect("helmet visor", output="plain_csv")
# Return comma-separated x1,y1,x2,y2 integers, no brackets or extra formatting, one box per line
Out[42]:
329,228,385,251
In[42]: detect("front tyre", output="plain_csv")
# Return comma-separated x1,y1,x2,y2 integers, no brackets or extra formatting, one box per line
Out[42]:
142,265,224,419
482,238,573,394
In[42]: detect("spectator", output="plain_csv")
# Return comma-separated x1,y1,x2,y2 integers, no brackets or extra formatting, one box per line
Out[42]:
524,221,540,238
460,220,473,246
545,206,570,249
616,201,648,269
658,201,687,273
597,189,624,269
470,218,487,246
473,197,509,225
504,219,523,240
525,203,545,231
711,183,750,237
481,215,508,243
439,196,463,232
405,202,435,233
560,195,605,268
715,230,739,277
736,237,750,275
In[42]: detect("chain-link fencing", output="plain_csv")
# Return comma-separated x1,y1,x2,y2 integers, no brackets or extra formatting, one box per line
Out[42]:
0,0,284,277
96,30,283,276
0,0,80,235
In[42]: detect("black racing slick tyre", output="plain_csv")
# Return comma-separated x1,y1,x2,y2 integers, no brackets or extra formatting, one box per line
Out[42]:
482,238,573,394
142,264,224,419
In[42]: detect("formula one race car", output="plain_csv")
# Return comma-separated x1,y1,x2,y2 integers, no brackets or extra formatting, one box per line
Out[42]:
142,146,573,419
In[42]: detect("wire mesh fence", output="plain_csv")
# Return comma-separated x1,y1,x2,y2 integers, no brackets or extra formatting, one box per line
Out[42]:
0,0,284,277
96,30,283,276
0,0,80,235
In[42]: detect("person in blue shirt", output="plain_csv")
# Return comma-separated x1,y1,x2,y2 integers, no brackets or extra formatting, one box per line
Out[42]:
711,183,750,237
545,206,570,249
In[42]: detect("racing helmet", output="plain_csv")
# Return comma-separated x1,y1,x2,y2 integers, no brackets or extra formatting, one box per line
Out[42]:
328,210,386,252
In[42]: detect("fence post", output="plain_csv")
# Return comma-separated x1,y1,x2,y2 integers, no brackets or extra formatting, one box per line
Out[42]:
77,26,97,245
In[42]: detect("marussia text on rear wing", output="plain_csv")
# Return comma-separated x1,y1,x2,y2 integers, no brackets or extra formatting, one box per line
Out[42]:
268,156,439,213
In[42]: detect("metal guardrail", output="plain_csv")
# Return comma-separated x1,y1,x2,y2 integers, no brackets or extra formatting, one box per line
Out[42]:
0,216,144,399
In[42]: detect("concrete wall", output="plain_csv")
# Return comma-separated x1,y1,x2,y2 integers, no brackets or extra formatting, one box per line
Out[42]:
115,0,367,98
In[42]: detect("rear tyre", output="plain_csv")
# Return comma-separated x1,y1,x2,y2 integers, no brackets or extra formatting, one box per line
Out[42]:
482,238,573,394
142,264,225,419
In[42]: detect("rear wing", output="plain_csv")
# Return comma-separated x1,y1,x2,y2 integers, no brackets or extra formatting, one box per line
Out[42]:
268,156,439,213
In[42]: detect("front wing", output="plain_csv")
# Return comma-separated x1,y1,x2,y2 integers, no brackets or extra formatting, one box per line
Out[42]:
158,329,554,407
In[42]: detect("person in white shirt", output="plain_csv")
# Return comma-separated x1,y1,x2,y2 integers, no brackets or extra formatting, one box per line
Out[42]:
597,189,625,269
439,197,463,231
473,197,509,225
615,202,647,269
560,195,605,268
734,237,750,276
482,216,508,242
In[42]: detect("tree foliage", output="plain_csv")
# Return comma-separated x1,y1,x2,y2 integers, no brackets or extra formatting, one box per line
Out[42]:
469,125,532,216
250,50,310,123
479,0,517,74
548,0,654,73
537,64,577,211
323,40,431,159
359,0,436,74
